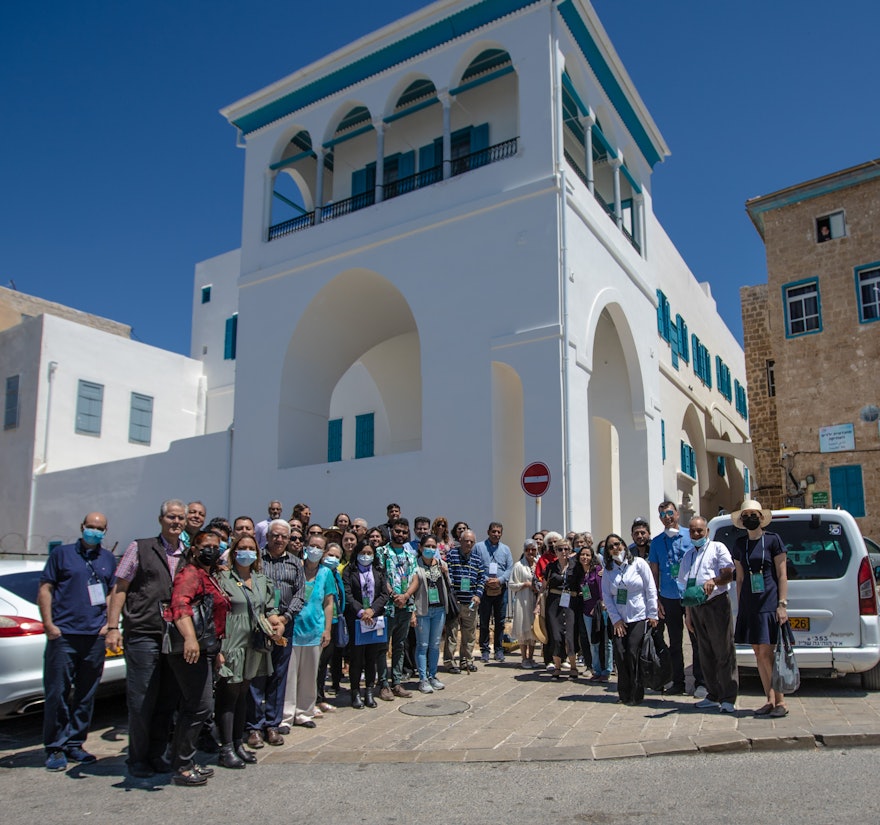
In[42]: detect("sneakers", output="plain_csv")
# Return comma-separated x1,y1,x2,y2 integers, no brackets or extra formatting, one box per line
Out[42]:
719,702,736,713
480,651,490,663
693,685,709,699
418,679,434,694
494,650,505,662
64,746,97,764
695,698,721,709
546,663,557,673
46,751,68,772
428,677,445,690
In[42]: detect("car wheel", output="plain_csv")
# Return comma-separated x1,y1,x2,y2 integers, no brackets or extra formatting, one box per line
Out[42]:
861,661,880,690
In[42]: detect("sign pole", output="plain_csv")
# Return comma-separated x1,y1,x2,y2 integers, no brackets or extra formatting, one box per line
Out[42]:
535,496,542,532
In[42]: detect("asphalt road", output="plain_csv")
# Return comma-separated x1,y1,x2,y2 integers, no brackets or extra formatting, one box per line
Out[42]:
0,746,875,825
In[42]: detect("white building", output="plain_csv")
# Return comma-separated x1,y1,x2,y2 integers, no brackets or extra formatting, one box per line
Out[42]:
13,0,751,554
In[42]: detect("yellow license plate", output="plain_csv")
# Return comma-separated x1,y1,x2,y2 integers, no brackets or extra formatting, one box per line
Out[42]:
105,648,124,658
789,617,810,631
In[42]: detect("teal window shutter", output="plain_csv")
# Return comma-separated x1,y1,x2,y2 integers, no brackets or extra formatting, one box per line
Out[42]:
224,314,238,360
327,418,342,463
661,419,666,462
717,456,726,477
677,316,689,363
355,413,375,459
129,392,153,445
830,465,865,517
351,168,367,196
4,374,20,430
670,320,679,369
744,467,750,494
399,150,415,179
418,142,435,171
472,123,490,151
76,380,104,435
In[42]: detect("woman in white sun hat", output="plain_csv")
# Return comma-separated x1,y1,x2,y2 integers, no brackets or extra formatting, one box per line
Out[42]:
730,500,789,718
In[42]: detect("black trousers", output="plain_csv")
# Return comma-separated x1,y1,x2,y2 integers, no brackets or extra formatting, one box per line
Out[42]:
167,652,215,771
612,620,647,704
658,596,703,688
349,642,383,691
479,589,507,654
316,634,336,702
215,677,250,745
691,593,738,704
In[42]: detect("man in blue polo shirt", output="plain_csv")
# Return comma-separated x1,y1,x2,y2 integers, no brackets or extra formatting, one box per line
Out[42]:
647,501,704,696
475,522,513,663
37,512,116,771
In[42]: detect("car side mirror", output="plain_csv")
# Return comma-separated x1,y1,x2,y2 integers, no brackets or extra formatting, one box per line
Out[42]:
874,565,880,582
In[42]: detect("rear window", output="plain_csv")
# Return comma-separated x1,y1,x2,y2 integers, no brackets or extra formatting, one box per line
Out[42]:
0,570,42,603
713,519,852,580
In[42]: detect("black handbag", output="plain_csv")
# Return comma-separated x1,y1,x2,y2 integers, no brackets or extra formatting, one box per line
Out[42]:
639,623,672,691
241,583,274,654
442,570,460,621
161,594,217,655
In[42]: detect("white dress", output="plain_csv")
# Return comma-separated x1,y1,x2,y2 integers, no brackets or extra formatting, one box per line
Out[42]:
509,559,537,642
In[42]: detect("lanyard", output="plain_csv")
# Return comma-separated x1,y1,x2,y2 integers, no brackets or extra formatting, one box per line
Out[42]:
613,561,628,590
77,545,102,583
746,536,766,572
686,545,707,582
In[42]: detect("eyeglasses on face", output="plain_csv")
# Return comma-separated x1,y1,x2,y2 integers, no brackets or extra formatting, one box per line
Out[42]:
660,510,675,518
607,541,622,549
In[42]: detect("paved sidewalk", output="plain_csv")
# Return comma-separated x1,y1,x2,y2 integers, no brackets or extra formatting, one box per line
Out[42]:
4,652,880,768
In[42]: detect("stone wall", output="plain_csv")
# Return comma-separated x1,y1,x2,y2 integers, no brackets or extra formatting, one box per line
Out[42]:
0,286,131,338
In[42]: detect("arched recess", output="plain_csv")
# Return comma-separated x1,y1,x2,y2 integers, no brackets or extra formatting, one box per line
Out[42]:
278,269,421,468
269,129,324,234
679,403,708,524
491,362,525,545
587,306,649,538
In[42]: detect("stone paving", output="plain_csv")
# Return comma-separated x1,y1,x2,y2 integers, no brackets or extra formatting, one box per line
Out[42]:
4,648,880,768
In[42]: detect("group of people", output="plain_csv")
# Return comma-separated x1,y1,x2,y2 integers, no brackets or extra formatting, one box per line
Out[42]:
37,495,791,782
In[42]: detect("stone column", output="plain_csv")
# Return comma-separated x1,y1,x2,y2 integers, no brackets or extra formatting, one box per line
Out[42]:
610,155,623,227
314,148,324,224
580,112,595,193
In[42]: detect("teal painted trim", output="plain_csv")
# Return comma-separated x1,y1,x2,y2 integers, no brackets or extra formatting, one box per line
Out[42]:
782,277,823,338
233,0,541,135
383,95,439,124
854,260,880,325
557,0,662,167
561,71,589,118
270,148,316,171
620,163,641,194
592,122,615,158
449,63,514,95
322,122,374,149
272,191,307,214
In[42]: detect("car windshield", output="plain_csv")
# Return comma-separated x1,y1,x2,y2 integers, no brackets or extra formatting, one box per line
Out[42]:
0,570,42,603
713,519,852,580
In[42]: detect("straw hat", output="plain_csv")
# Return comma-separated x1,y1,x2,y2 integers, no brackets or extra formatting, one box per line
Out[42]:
731,499,773,529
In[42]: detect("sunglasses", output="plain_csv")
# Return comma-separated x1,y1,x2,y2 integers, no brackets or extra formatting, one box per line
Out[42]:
660,510,676,518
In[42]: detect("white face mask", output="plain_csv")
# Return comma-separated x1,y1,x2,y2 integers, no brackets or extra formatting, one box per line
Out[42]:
305,546,324,563
664,527,679,537
614,551,626,564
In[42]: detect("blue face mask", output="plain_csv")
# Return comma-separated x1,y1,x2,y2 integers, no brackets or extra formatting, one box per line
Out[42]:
81,528,105,546
235,549,258,567
692,536,707,548
219,541,229,553
422,548,437,560
357,554,374,567
322,557,340,569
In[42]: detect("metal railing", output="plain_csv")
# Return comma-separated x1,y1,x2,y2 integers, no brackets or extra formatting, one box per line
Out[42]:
320,190,376,222
451,136,518,176
382,165,443,200
267,211,316,240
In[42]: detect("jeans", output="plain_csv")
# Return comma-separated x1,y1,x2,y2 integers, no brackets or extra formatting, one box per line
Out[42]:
123,634,180,768
415,605,446,679
43,634,106,753
479,588,507,654
247,623,293,731
583,615,612,676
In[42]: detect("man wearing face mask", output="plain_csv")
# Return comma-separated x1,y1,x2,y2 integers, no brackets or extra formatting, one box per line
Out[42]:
38,512,116,771
677,516,737,713
648,502,704,697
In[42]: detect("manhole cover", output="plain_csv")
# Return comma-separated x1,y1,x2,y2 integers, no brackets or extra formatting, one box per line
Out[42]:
398,699,470,717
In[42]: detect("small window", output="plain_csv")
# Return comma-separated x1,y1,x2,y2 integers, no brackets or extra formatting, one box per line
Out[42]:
327,418,342,463
717,456,726,477
783,278,822,337
76,380,104,436
816,211,845,243
355,413,375,459
661,419,666,463
680,441,696,479
766,360,776,397
855,263,880,324
4,375,20,430
656,290,672,342
129,393,153,445
224,314,238,360
744,467,750,494
201,285,212,304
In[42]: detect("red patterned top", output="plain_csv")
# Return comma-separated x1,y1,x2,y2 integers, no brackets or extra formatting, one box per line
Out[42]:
170,563,230,640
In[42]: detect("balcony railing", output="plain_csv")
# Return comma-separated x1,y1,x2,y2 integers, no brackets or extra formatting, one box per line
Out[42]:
268,211,315,240
383,165,442,201
268,136,518,239
320,190,376,222
451,136,518,177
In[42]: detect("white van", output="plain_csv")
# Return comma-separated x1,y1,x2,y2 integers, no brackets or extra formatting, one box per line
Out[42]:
708,508,880,689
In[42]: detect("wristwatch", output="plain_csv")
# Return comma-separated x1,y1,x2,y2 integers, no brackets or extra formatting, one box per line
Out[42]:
777,599,788,607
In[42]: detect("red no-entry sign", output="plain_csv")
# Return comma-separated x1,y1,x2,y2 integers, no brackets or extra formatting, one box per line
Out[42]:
521,462,551,497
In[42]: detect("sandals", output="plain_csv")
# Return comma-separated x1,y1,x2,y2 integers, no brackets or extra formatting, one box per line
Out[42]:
754,703,774,717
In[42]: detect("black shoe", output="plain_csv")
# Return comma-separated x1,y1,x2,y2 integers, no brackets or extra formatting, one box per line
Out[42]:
172,769,207,787
364,690,377,709
234,741,257,763
218,745,245,769
447,663,461,674
351,692,365,709
466,662,478,672
294,719,316,729
276,724,291,735
664,684,686,696
193,764,215,778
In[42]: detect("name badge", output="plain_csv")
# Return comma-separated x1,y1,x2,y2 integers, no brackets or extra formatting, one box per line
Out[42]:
616,588,628,605
461,577,471,592
686,577,697,589
88,582,105,607
489,562,498,576
559,592,571,609
670,562,680,578
427,585,441,605
750,572,765,594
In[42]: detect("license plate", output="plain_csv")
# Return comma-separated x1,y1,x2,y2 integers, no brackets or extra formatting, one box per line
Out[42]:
105,648,124,658
789,617,810,631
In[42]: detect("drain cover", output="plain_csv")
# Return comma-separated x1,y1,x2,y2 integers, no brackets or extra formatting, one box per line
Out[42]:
398,699,470,717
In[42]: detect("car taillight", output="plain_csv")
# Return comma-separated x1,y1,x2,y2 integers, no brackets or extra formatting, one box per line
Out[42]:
858,557,878,616
0,616,45,637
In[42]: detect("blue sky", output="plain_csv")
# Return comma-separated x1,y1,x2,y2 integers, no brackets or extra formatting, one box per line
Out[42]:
2,0,878,355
